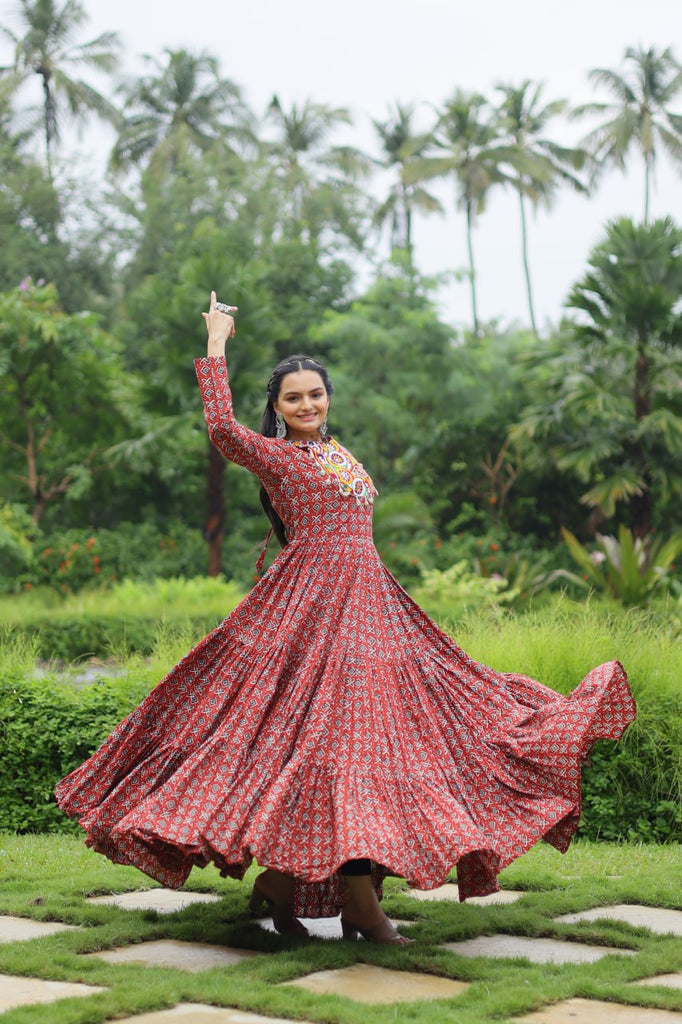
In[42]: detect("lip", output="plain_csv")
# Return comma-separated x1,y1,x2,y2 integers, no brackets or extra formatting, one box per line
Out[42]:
298,414,317,421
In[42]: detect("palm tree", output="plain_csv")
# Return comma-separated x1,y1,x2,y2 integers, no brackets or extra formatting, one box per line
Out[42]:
264,95,370,244
371,102,443,266
574,45,682,222
406,91,509,335
110,48,253,176
494,81,588,333
0,0,121,180
513,217,682,537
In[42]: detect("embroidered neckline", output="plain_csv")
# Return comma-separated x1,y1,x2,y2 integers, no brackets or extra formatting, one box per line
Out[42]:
290,436,377,504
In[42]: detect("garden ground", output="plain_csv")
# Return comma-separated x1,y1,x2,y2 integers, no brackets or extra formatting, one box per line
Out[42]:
0,835,681,1023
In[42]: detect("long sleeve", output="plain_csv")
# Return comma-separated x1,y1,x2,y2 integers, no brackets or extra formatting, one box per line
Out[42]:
195,355,289,487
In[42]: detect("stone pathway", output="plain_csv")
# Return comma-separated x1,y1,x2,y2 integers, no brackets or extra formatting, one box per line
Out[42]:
86,888,221,913
85,939,261,971
1,886,681,1019
111,1008,312,1023
282,963,469,1004
556,904,682,936
404,883,523,904
440,933,637,964
0,915,77,942
515,997,682,1023
0,972,106,1014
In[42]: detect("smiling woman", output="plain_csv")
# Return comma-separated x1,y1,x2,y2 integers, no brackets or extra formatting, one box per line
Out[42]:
273,369,330,442
55,290,636,949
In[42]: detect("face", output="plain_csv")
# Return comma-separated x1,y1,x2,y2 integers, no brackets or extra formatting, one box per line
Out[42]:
273,369,330,442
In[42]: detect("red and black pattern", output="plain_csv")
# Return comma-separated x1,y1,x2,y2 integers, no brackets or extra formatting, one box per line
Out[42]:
56,355,636,916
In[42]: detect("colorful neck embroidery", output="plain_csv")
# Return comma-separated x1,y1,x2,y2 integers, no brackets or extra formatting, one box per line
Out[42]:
292,436,377,503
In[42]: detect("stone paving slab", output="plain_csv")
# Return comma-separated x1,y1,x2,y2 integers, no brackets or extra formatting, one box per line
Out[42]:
515,996,682,1023
256,914,413,940
636,974,682,991
405,884,523,905
0,915,78,942
86,888,221,913
556,904,682,936
283,962,468,1004
0,972,106,1013
114,1006,312,1024
84,939,261,971
441,934,636,964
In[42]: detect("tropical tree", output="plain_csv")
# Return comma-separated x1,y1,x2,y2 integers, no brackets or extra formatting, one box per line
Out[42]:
574,45,682,222
110,48,253,177
0,280,125,523
0,0,121,180
494,81,588,334
406,91,509,335
511,217,682,537
263,95,370,246
371,102,443,265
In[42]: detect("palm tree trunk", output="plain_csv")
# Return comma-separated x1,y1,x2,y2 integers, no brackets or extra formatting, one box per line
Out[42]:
41,72,54,183
465,198,479,336
631,340,652,537
519,192,538,335
644,152,652,224
402,183,413,267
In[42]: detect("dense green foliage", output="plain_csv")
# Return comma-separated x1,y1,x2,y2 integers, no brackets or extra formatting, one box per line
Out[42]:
0,20,680,595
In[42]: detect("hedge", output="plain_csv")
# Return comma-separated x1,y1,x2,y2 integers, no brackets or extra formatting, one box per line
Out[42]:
14,612,224,660
1,670,679,843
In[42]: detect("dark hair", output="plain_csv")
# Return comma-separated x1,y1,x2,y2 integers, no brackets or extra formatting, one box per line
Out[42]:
259,354,333,548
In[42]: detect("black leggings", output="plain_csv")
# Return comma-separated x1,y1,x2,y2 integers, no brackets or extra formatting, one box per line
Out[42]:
339,858,371,876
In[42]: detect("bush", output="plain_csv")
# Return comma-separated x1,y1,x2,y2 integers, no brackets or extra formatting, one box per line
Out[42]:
3,521,209,594
0,673,152,833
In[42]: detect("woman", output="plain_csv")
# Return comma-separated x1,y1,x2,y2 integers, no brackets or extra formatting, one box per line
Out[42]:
56,292,636,946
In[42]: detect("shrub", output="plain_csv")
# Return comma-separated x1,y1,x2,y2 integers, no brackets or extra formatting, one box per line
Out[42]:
3,522,209,594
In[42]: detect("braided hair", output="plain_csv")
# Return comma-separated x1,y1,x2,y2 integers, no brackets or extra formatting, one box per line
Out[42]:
259,354,334,547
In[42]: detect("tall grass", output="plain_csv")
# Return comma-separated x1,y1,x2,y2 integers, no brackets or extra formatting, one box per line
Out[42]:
0,575,245,625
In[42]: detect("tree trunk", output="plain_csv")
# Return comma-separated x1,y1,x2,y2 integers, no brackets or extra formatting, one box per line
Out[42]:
403,182,413,267
631,341,652,537
465,198,479,336
519,192,538,335
204,441,225,576
644,151,651,225
41,70,54,183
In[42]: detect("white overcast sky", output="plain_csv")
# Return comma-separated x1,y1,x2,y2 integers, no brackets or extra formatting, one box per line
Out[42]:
6,0,682,329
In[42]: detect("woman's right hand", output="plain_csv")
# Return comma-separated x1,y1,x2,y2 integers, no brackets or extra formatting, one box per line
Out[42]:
202,290,237,355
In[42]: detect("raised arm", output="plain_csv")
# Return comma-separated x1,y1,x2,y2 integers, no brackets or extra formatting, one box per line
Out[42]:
195,292,288,484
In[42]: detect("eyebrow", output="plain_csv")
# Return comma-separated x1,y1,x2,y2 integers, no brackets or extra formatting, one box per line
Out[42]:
281,387,325,397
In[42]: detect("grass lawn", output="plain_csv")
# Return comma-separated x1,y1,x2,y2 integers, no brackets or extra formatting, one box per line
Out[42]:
0,835,680,1023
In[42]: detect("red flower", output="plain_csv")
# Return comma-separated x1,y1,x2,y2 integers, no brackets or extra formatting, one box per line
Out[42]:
24,582,32,589
491,543,499,552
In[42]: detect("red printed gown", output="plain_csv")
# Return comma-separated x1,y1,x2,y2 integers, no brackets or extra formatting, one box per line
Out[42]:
56,355,636,915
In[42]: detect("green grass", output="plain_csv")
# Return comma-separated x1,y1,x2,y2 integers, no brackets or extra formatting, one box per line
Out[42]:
0,576,245,625
0,835,680,1023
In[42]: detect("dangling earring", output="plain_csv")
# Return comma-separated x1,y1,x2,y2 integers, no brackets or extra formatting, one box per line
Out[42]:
320,417,328,438
275,413,287,440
